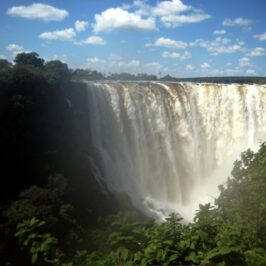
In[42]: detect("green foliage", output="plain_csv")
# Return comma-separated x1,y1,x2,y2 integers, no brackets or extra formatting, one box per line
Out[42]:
245,248,266,266
44,60,70,85
15,217,62,265
14,52,44,68
3,174,67,227
64,142,266,266
0,59,12,71
6,142,266,265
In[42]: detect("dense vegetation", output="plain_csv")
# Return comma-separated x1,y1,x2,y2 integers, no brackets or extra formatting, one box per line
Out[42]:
0,53,266,265
72,69,266,84
0,53,141,265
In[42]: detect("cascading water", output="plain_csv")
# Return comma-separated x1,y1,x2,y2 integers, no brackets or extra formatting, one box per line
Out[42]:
86,81,266,221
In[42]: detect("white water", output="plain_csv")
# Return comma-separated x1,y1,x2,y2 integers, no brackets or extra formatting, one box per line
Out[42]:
86,82,266,221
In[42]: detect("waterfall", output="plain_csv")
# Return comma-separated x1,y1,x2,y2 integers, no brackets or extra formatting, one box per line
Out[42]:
86,81,266,221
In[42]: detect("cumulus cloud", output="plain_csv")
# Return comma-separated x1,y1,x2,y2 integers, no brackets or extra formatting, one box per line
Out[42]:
39,28,76,41
84,54,166,75
137,0,210,27
247,47,266,57
7,3,68,21
160,13,211,27
6,44,23,52
152,0,191,16
76,36,106,45
50,54,69,63
201,62,210,70
239,57,250,67
144,62,165,73
246,69,256,75
0,54,8,60
74,20,89,32
186,64,195,71
213,30,226,35
87,57,140,73
191,37,245,55
222,17,253,27
210,67,242,76
92,0,210,32
86,55,140,72
132,0,191,17
162,51,191,60
148,37,187,49
6,44,25,57
254,32,266,41
93,8,157,33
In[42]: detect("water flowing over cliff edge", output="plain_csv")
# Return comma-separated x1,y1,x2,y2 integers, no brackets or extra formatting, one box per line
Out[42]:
85,82,266,221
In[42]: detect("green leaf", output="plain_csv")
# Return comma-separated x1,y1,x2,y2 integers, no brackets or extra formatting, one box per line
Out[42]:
163,240,174,246
167,254,178,263
32,253,38,264
178,240,186,249
185,251,200,264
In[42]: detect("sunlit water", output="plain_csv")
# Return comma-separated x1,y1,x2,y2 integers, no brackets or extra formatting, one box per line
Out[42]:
85,82,266,221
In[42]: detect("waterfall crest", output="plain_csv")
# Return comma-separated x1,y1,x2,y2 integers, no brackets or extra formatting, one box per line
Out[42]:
86,82,266,221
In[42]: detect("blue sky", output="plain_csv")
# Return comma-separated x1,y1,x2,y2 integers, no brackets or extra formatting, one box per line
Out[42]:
0,0,266,77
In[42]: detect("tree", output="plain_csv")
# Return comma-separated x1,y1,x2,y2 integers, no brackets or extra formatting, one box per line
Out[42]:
44,60,70,85
0,59,12,71
14,52,44,68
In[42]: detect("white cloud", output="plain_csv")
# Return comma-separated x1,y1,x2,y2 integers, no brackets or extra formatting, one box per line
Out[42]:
7,3,68,21
162,51,191,60
239,57,250,67
152,0,191,16
186,64,195,71
109,54,123,61
152,37,187,49
201,62,210,70
6,44,24,57
246,69,256,75
143,62,165,73
76,36,106,45
136,0,210,27
201,65,259,77
161,13,211,27
114,59,140,68
247,47,266,57
93,0,210,31
213,67,242,76
130,0,150,15
132,0,191,17
191,37,245,55
6,44,23,52
84,54,167,75
205,67,244,76
0,54,8,60
51,54,68,63
93,8,157,33
254,32,266,41
222,17,253,27
85,57,107,73
213,29,226,35
86,55,140,73
87,57,105,64
39,28,76,41
74,20,89,32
